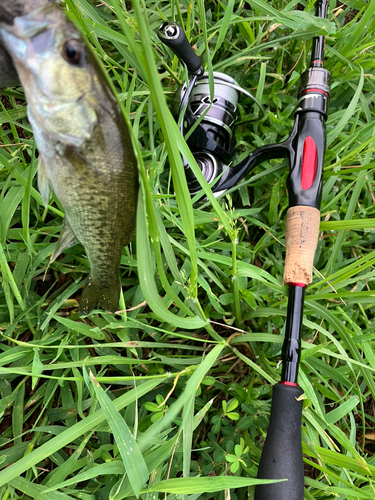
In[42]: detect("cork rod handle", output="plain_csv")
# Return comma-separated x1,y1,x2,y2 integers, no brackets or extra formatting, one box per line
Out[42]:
283,206,320,286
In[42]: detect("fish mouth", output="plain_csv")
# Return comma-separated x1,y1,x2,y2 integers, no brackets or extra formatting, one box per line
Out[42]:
0,2,78,61
10,3,62,39
0,23,55,67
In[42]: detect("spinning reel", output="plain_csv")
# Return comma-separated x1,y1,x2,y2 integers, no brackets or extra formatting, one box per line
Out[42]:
158,21,265,196
158,20,330,205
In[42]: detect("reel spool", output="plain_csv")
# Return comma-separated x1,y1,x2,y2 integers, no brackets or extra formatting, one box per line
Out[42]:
183,72,264,194
189,72,239,151
182,72,240,194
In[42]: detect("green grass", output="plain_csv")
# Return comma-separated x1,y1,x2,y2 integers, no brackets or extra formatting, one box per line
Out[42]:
0,0,375,499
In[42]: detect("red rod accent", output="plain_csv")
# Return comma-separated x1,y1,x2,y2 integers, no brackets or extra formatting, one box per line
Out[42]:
289,282,307,288
299,88,329,97
280,381,299,387
301,136,317,190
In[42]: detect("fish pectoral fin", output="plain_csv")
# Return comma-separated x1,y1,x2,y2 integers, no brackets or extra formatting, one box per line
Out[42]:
38,156,52,206
51,217,78,263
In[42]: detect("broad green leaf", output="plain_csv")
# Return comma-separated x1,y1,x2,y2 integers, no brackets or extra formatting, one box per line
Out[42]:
9,476,75,500
88,370,149,497
148,476,283,493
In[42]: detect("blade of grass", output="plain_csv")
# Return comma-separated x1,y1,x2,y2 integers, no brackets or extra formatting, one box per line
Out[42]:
87,370,148,498
148,476,283,493
0,378,165,488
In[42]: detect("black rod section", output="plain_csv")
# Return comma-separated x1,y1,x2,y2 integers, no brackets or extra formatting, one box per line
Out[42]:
281,285,305,384
310,0,328,67
254,383,304,500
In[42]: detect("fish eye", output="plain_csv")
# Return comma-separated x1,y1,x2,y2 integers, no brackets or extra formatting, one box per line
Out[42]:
62,40,82,65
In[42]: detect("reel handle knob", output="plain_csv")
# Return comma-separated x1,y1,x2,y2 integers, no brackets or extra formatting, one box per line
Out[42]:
158,21,203,75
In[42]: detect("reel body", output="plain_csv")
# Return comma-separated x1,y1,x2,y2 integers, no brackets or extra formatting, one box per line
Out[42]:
158,20,263,196
179,70,261,195
182,71,240,195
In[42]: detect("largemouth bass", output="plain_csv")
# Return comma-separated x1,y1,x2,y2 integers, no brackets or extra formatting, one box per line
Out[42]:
0,3,138,315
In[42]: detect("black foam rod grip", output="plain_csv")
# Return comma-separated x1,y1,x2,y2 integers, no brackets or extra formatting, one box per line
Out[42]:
158,21,202,75
254,383,304,500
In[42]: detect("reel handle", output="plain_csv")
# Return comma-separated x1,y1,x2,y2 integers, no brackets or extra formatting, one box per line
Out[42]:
158,21,203,75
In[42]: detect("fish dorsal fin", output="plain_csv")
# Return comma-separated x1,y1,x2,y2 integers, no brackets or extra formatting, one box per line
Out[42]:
51,217,78,263
38,155,51,206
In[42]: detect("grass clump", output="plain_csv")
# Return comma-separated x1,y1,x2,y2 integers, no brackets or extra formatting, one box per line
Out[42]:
0,0,375,499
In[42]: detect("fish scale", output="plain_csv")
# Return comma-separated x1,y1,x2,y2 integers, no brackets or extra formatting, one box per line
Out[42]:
0,2,138,314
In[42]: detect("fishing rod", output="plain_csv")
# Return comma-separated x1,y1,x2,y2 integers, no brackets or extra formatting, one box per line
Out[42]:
254,1,330,498
158,1,330,498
